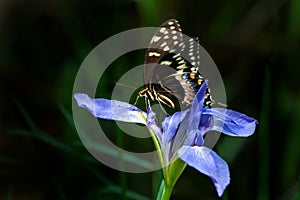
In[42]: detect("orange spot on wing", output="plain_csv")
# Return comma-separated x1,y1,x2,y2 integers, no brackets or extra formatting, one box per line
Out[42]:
190,73,196,79
198,79,203,85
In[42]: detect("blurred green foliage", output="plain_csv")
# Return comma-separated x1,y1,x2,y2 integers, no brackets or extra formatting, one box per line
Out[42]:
0,0,299,199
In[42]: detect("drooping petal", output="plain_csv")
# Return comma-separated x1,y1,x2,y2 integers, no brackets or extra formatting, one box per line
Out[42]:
201,108,258,137
178,146,230,197
74,93,147,124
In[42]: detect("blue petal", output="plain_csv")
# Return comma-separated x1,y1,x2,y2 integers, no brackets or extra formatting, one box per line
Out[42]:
178,146,230,197
194,130,204,146
183,80,208,145
146,107,163,139
182,129,204,147
170,111,190,157
201,108,258,137
170,79,207,149
162,110,188,146
191,80,208,111
74,93,147,124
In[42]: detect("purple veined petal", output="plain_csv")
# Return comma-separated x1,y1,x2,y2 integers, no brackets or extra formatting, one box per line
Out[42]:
178,146,230,197
201,108,258,137
146,107,163,140
162,110,188,146
74,93,147,124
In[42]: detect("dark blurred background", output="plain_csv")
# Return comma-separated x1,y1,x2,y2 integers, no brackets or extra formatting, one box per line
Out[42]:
0,0,299,199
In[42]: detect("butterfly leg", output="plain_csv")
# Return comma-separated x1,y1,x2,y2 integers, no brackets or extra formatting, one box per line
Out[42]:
144,97,151,109
133,94,140,106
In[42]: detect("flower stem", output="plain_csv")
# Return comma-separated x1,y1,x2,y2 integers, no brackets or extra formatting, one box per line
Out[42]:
147,127,167,178
156,179,174,200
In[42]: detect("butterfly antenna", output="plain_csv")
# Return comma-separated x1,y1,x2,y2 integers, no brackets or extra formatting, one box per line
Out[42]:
217,101,228,107
114,81,138,90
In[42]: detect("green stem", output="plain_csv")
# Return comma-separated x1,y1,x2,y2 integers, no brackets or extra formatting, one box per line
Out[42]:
155,158,186,200
156,179,175,200
156,180,165,200
147,127,172,200
162,182,174,200
147,127,167,178
146,122,186,200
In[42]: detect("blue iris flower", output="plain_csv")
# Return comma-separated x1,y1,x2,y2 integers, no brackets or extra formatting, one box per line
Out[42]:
74,81,257,197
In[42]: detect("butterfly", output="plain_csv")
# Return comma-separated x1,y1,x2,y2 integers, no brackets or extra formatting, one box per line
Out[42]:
135,19,213,112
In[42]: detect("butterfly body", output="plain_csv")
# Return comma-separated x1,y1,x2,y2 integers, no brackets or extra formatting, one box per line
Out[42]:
138,83,176,108
136,19,213,110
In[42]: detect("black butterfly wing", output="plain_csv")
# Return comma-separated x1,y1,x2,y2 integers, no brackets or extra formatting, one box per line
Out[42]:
151,38,203,104
168,38,212,107
144,19,183,83
144,19,213,108
169,37,201,69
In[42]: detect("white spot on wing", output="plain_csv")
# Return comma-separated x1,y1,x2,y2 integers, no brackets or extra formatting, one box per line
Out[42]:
160,60,172,65
177,64,187,69
152,36,161,42
173,54,180,58
160,27,166,33
161,41,167,47
163,46,170,51
149,52,161,57
178,59,185,64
